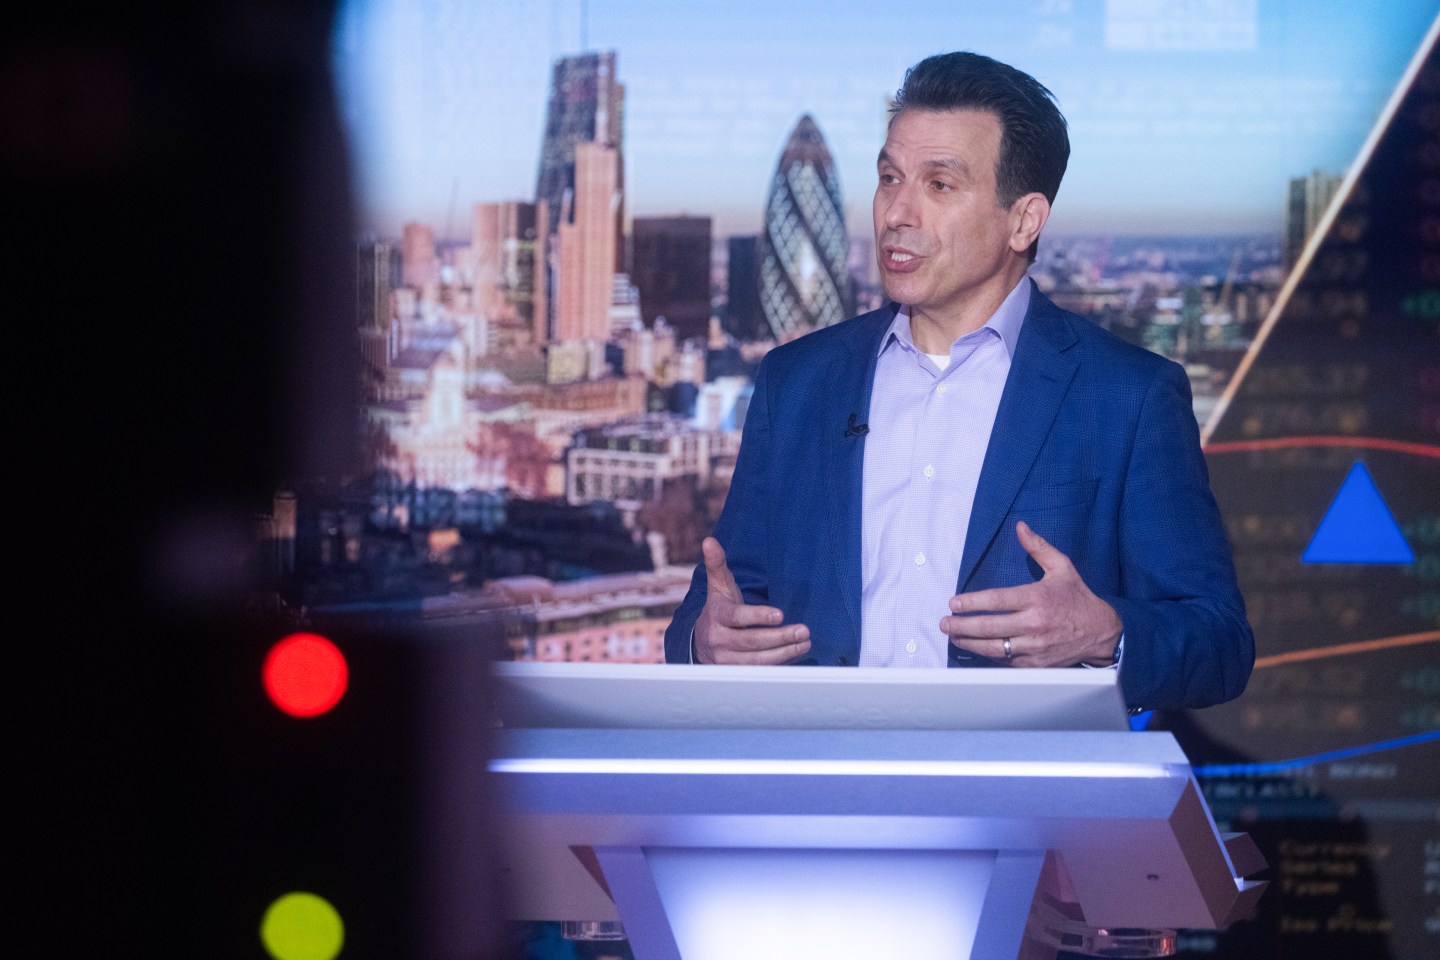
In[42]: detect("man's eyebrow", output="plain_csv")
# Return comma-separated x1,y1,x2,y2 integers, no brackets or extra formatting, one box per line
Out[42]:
876,150,970,177
920,157,969,177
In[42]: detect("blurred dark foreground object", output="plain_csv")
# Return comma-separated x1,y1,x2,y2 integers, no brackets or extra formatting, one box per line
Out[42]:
6,4,502,956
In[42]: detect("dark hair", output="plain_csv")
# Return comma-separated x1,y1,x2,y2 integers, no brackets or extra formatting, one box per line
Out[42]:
892,51,1069,210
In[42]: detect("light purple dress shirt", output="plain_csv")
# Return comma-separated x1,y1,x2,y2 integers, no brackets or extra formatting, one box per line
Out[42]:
858,279,1030,667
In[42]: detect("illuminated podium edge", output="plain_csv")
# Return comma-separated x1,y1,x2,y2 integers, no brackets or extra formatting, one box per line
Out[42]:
490,662,1266,960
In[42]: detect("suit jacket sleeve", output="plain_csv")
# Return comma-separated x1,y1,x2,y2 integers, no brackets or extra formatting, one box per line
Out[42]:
663,357,776,662
1105,359,1254,710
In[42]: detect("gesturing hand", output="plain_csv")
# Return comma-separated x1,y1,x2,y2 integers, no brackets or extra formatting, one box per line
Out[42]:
693,536,811,665
940,521,1122,667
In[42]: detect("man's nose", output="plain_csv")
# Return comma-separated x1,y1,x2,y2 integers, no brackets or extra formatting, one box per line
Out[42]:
880,183,919,230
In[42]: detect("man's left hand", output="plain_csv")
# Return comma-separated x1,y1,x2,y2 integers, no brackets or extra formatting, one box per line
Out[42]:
941,521,1123,667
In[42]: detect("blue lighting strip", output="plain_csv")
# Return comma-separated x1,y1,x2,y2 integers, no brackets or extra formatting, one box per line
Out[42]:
490,757,1177,778
1193,730,1440,778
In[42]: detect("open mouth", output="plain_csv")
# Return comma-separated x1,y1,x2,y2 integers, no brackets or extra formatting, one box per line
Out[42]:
883,247,923,270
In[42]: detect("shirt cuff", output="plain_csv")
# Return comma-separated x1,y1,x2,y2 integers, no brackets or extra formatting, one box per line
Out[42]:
1081,633,1123,670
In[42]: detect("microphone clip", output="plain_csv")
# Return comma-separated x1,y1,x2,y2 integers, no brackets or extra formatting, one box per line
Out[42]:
845,413,870,438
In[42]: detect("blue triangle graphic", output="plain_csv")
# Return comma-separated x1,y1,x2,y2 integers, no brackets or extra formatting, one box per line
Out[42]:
1302,461,1414,564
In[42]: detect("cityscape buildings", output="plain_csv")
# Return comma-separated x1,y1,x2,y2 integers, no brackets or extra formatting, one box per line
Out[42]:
1285,168,1345,269
630,215,712,342
724,235,764,341
564,413,735,513
534,51,626,343
552,140,621,343
757,114,852,340
534,51,625,240
469,200,547,350
417,567,696,663
400,220,437,291
357,238,395,384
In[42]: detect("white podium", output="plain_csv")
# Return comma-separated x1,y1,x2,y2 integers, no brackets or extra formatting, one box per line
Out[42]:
490,663,1265,960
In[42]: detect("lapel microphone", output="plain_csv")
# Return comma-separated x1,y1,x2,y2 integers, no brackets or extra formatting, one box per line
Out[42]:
845,413,870,438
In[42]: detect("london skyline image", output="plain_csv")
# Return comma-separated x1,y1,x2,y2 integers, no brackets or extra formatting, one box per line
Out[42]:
336,3,1438,515
335,0,1435,241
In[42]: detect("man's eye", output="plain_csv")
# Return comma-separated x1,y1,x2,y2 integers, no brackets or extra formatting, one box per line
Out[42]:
879,173,898,184
931,180,953,191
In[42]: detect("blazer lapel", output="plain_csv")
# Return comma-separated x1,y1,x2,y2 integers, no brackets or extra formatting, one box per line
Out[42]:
828,307,894,643
957,290,1080,591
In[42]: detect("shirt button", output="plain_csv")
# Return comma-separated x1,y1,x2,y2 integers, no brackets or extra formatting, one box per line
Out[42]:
914,552,926,566
936,383,949,395
905,640,917,654
923,464,935,479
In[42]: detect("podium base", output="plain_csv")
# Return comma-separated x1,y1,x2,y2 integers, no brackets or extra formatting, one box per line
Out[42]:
591,846,1095,960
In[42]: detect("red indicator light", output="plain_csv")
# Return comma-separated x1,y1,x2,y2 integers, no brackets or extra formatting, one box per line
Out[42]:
263,633,348,718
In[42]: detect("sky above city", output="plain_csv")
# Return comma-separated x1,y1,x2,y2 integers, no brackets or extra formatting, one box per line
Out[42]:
333,0,1437,241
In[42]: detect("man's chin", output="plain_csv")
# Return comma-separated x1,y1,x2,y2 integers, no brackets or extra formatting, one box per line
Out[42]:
878,277,917,306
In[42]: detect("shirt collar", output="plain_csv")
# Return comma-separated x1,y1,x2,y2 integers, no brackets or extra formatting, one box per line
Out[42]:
878,276,1031,359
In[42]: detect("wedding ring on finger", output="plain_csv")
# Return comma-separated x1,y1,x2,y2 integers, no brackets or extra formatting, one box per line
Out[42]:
1003,637,1013,660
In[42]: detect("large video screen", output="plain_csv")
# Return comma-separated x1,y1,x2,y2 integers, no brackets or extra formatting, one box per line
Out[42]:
321,2,1438,957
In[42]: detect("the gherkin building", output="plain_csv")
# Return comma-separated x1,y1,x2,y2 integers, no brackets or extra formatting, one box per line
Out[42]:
758,114,852,340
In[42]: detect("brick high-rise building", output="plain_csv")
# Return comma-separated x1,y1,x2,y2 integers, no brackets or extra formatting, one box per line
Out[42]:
554,141,620,343
471,200,548,347
400,221,438,291
535,52,625,344
535,52,624,237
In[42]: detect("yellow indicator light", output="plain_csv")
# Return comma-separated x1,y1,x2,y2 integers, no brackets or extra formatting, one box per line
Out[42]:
260,891,345,960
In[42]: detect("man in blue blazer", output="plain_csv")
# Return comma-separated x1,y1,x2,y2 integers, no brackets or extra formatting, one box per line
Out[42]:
663,52,1253,711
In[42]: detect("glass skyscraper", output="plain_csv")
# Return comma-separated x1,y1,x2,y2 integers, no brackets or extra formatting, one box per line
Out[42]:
758,114,852,340
535,52,624,234
534,51,626,344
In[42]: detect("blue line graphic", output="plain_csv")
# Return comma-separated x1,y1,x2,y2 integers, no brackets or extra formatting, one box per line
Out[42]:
1193,730,1440,778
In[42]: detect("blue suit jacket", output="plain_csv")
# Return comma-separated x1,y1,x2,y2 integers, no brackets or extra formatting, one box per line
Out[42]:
664,284,1253,710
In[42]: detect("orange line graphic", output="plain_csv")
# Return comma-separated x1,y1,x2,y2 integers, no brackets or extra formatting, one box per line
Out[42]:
1254,631,1440,669
1204,436,1440,458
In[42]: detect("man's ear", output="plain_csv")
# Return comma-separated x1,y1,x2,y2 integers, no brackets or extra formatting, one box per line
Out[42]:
1008,192,1051,255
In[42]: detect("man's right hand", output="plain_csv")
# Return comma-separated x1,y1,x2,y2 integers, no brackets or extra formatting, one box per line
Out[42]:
693,536,811,664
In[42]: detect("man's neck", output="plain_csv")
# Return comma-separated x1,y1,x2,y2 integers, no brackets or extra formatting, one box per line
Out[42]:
907,269,1029,354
